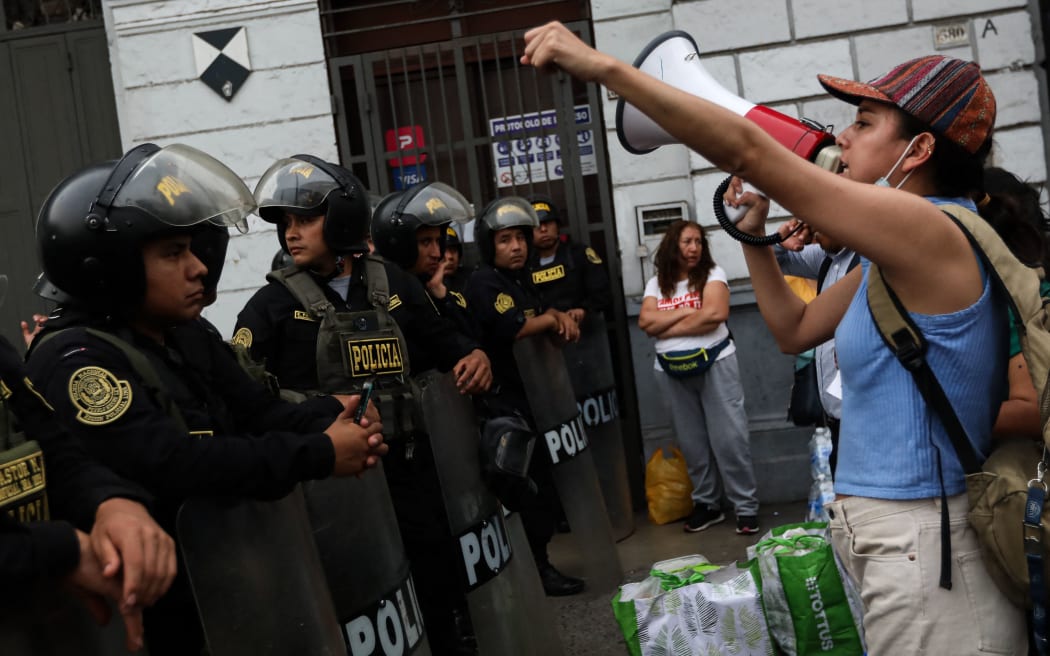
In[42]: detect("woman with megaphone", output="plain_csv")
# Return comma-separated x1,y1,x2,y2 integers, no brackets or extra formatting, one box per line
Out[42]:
522,22,1027,654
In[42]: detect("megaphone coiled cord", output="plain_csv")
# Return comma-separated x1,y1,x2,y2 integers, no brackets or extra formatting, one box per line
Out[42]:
712,175,807,247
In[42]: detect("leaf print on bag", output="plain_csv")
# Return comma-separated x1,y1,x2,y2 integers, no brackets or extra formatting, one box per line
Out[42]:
739,606,771,653
695,588,719,636
670,626,691,656
650,626,670,656
680,595,700,639
724,607,742,654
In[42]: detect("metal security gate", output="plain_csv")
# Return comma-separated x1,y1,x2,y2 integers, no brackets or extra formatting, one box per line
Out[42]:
328,21,645,505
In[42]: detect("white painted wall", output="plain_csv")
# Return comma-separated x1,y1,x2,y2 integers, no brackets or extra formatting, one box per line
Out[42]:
591,0,1049,296
103,0,338,337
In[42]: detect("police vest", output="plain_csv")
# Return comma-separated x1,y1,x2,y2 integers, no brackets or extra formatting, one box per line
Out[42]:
0,388,49,526
267,256,419,436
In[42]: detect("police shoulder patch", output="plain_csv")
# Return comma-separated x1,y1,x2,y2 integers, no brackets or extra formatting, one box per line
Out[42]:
449,290,467,308
388,294,403,311
68,367,133,426
585,247,602,264
232,327,253,348
494,293,515,314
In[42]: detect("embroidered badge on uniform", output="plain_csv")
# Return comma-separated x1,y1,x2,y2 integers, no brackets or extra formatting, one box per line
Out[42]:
585,247,602,264
292,311,317,322
389,294,403,311
450,290,467,308
68,367,133,426
22,377,53,411
232,327,253,347
494,293,515,314
532,265,565,284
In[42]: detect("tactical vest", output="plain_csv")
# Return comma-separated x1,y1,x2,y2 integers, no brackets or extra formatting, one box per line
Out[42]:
267,256,419,436
0,386,49,526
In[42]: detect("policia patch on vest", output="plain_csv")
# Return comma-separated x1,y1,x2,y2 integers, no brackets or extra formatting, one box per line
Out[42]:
345,337,405,378
232,327,253,348
0,446,48,523
68,367,133,426
532,265,565,284
585,247,602,264
494,293,515,314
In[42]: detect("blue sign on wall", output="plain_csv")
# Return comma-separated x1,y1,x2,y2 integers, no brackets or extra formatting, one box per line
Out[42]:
393,165,427,191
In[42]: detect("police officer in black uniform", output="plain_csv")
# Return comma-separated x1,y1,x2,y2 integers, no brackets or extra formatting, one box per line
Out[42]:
235,161,487,654
443,225,473,294
464,196,585,596
24,144,386,656
527,194,612,321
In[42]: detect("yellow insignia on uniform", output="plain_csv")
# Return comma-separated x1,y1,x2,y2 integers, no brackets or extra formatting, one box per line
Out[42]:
523,309,537,318
345,337,405,378
293,311,317,322
189,430,214,438
156,175,190,207
533,202,551,213
290,164,315,179
425,197,447,214
585,247,602,264
494,293,515,314
68,367,133,426
232,327,253,347
449,290,467,308
388,294,402,311
532,265,565,284
446,226,457,238
0,378,10,400
22,377,53,411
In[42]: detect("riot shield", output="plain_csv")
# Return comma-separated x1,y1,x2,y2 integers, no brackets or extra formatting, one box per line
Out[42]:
0,590,141,656
416,370,565,656
302,467,431,656
561,315,635,541
513,335,624,595
177,487,345,655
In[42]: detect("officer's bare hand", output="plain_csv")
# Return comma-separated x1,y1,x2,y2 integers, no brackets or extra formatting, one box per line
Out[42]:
426,261,448,300
546,309,580,343
92,497,177,609
723,176,770,237
327,410,386,476
453,349,493,394
334,394,380,426
566,308,586,324
69,529,146,652
522,22,613,82
20,314,47,348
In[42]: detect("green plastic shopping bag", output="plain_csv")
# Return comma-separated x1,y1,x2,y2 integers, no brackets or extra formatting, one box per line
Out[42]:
612,556,775,656
747,522,865,656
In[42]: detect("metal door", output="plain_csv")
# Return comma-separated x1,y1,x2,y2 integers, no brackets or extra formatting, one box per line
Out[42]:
328,21,645,506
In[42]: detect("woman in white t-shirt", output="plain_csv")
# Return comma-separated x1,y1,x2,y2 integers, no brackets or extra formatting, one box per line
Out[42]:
639,220,760,535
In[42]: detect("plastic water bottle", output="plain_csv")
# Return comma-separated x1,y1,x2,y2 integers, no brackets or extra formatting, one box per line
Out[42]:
807,427,835,522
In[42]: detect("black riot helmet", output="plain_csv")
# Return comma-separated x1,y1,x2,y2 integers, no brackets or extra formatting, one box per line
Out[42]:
254,155,371,255
36,143,254,308
473,196,540,265
445,225,462,253
370,182,472,269
526,193,563,225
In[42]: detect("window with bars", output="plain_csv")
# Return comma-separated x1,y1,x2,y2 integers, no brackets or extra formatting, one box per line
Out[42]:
2,0,102,32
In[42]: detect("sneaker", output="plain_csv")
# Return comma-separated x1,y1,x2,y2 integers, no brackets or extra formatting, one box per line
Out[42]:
736,515,760,535
684,506,725,533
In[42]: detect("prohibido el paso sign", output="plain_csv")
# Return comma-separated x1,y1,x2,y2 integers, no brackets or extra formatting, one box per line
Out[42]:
68,366,133,426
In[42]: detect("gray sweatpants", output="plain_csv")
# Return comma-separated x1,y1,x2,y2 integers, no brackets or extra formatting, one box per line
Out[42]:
655,352,759,516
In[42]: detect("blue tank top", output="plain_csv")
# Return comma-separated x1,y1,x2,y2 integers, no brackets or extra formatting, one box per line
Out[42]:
834,200,1008,499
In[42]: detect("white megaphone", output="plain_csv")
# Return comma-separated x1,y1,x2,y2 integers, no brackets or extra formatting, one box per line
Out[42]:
615,31,841,227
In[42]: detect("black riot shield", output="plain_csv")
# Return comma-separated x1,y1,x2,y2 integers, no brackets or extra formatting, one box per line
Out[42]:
416,370,565,656
302,468,431,656
560,315,634,541
0,591,141,656
513,335,624,595
177,487,346,655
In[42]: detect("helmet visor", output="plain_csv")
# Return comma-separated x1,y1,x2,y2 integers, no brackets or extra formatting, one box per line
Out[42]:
254,157,342,217
399,182,473,226
112,144,255,233
481,197,539,230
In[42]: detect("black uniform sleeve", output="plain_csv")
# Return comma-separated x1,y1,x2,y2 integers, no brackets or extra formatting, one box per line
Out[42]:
0,515,80,586
25,332,335,502
0,337,150,530
233,285,279,364
387,265,478,372
465,269,527,343
574,243,613,314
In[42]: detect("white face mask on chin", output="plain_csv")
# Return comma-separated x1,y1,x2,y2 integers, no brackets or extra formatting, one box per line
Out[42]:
874,135,921,189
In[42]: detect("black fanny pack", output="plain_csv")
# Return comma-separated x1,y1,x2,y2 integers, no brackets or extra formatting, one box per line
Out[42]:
656,337,732,379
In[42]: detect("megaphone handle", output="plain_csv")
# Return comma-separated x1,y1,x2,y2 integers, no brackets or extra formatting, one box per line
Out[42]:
722,181,764,223
712,175,791,247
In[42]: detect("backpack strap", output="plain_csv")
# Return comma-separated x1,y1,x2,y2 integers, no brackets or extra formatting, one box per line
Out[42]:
362,254,390,309
267,265,338,323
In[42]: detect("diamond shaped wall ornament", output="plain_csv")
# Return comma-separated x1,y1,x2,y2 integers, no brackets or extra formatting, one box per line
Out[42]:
192,27,251,102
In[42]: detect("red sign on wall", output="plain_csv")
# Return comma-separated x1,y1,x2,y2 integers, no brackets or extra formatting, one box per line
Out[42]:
384,126,427,167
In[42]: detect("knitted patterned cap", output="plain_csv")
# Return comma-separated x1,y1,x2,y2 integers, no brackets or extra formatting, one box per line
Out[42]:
817,55,995,154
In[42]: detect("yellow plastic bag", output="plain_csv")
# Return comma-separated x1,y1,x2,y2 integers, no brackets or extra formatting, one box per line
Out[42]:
645,447,694,525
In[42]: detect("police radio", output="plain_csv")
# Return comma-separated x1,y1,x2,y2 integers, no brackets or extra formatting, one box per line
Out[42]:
615,31,843,245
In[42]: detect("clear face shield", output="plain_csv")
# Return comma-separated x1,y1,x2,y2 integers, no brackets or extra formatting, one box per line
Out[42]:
480,196,540,231
114,144,255,234
397,182,473,226
253,158,343,219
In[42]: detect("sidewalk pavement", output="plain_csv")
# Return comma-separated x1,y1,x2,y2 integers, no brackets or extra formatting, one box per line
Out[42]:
544,498,809,655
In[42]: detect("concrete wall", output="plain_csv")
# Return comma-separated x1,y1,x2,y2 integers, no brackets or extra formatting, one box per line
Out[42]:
102,0,339,336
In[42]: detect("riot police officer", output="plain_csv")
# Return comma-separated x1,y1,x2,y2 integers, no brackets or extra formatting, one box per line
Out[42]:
24,144,386,655
443,225,473,294
464,197,585,596
236,160,486,653
527,194,612,321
